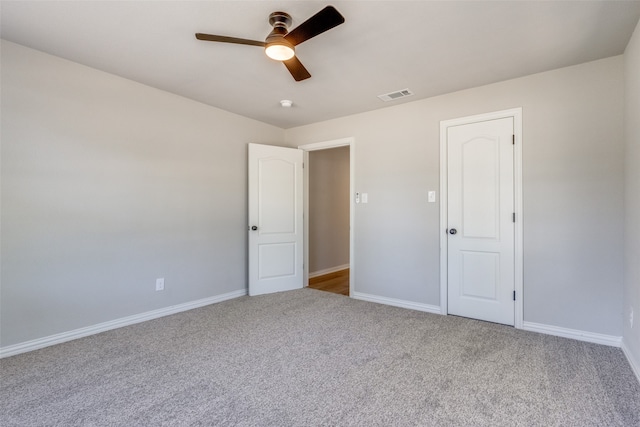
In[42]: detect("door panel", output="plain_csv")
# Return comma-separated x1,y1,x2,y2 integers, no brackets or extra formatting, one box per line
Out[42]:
259,242,296,279
259,158,297,233
447,117,514,325
462,138,499,239
248,143,303,296
461,251,499,300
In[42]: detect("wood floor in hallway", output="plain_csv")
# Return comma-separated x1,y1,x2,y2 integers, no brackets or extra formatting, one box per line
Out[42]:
308,269,349,296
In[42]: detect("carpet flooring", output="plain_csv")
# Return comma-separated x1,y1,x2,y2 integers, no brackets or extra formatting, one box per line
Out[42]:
1,288,639,426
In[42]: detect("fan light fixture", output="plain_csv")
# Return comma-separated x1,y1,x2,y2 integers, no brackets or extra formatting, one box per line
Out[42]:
265,43,295,61
264,12,295,61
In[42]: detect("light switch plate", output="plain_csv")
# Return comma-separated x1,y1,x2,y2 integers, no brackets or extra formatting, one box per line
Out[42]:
361,193,368,203
428,191,436,203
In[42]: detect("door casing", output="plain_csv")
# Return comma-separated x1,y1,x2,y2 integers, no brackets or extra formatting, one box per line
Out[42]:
299,138,355,296
439,108,523,328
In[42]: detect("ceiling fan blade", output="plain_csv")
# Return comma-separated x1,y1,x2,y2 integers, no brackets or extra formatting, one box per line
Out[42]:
284,6,345,46
283,56,311,81
195,33,265,47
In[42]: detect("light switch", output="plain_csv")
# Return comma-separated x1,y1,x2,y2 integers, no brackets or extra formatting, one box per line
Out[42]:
361,193,368,203
428,191,436,203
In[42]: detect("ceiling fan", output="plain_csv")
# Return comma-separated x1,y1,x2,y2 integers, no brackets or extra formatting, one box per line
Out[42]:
195,6,345,82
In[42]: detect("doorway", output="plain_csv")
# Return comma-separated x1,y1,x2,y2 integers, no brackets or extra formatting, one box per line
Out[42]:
299,138,355,296
440,109,523,328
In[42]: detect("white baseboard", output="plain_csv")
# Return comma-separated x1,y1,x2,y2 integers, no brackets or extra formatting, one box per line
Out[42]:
352,291,442,315
622,340,640,383
522,321,622,347
0,289,247,359
308,264,350,279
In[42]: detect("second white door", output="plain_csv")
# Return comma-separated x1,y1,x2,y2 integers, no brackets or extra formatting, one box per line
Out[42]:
446,117,515,325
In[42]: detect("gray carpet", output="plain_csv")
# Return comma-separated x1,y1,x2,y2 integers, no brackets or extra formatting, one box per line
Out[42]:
1,288,639,426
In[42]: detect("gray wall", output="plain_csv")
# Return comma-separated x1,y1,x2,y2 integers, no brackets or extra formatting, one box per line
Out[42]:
0,41,284,347
285,56,625,336
308,146,350,274
624,20,640,371
1,38,633,349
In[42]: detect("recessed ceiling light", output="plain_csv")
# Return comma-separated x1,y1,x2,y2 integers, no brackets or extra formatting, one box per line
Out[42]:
280,100,293,108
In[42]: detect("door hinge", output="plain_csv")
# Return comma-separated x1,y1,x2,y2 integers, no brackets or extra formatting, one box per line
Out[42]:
513,212,516,223
512,134,515,145
513,291,516,301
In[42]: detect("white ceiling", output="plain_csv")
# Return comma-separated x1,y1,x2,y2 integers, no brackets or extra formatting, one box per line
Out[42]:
2,1,640,129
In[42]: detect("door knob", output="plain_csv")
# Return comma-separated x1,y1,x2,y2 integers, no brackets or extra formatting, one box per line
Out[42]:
449,228,457,235
251,226,258,231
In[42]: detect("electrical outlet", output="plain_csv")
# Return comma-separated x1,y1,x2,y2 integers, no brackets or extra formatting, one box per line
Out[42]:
155,278,165,291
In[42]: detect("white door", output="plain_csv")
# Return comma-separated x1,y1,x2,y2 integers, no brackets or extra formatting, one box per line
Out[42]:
446,117,515,325
248,143,303,296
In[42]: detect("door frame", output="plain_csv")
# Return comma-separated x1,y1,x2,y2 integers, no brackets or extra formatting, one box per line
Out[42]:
298,137,355,296
439,108,523,328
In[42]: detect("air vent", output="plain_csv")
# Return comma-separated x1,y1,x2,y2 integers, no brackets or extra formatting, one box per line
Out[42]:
377,88,414,102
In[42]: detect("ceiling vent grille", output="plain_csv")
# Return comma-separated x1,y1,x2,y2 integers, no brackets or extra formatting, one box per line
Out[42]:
377,88,414,102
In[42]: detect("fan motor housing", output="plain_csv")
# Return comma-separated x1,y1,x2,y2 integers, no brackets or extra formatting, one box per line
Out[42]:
266,11,293,51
